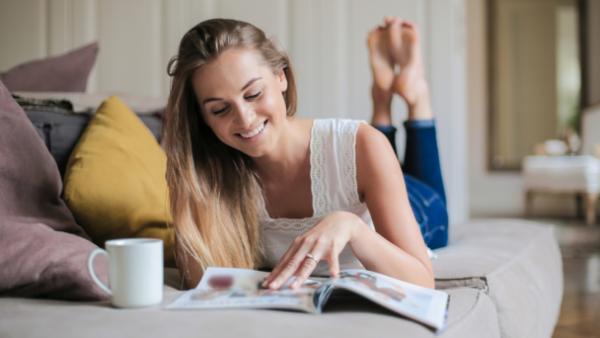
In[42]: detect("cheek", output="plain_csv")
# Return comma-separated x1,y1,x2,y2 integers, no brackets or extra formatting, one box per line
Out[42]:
213,124,232,142
262,90,287,117
203,117,232,142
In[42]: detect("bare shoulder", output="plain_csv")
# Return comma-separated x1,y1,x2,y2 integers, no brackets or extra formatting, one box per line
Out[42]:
355,123,402,197
355,122,398,166
356,123,392,151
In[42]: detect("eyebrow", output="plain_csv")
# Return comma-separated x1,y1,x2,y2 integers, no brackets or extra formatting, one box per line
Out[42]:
202,77,263,105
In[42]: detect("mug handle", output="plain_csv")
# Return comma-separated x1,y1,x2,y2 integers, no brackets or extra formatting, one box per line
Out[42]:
87,248,111,295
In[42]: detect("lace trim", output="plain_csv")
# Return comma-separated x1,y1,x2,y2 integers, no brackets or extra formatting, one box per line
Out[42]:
259,119,363,231
310,119,328,215
262,215,322,231
340,120,361,205
261,203,366,231
259,120,321,230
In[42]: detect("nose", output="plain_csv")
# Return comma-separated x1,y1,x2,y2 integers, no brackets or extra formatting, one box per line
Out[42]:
233,102,256,129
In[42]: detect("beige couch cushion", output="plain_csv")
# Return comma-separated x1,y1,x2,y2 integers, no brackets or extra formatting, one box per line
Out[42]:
0,286,498,338
433,219,563,338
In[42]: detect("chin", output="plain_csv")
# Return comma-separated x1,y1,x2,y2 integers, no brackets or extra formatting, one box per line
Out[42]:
234,121,277,158
240,146,271,159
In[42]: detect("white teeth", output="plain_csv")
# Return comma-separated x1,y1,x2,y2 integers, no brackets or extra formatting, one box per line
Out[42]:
239,122,266,139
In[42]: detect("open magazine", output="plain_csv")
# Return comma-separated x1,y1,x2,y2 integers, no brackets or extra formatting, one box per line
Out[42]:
167,267,449,331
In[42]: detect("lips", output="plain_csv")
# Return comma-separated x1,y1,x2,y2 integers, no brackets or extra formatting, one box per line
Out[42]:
238,121,267,139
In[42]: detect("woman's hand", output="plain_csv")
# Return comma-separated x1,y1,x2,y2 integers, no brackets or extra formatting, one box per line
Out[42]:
262,211,365,289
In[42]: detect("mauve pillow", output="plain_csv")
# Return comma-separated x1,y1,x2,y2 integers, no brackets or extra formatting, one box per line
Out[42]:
0,80,108,300
0,42,98,92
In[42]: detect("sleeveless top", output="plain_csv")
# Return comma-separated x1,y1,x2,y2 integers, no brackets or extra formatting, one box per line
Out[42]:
260,119,375,276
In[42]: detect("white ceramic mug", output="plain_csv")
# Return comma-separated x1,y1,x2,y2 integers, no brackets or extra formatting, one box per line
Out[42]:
87,238,163,308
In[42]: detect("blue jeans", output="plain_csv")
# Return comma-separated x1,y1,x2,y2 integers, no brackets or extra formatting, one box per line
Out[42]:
374,120,448,249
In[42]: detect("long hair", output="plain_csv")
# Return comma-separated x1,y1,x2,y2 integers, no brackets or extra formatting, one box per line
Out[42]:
163,18,298,280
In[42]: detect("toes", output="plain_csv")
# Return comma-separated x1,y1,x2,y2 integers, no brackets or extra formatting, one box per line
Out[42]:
387,21,403,62
367,29,381,49
367,28,379,43
384,16,403,27
401,20,415,28
401,21,420,42
390,17,404,28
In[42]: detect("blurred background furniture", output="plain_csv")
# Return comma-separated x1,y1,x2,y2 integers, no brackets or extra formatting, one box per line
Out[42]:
523,104,600,225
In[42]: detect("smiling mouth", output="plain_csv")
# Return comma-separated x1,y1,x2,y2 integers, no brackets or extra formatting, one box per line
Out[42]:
238,121,267,139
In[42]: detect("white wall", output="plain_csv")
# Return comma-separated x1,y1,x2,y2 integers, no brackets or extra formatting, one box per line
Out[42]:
467,0,525,217
0,0,469,223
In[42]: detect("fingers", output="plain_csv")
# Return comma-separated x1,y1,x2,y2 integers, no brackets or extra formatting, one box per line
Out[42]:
290,240,330,289
328,249,340,278
263,213,355,290
265,243,296,283
290,239,344,288
288,254,320,289
262,238,305,287
265,237,335,290
264,237,314,289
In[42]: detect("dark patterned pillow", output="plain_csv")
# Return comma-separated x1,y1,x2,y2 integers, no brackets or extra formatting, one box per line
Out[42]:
14,95,164,177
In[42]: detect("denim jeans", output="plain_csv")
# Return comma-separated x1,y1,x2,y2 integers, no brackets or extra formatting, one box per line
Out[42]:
374,120,448,249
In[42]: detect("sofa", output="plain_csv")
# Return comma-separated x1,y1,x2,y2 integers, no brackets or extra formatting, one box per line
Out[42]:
0,93,563,338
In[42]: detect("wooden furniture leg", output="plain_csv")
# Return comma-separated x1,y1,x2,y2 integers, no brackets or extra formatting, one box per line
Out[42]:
525,190,534,218
585,193,598,226
575,194,584,219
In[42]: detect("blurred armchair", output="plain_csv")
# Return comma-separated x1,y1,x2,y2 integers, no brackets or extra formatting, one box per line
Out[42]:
523,104,600,225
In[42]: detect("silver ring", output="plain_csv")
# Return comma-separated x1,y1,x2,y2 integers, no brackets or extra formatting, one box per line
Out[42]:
305,253,319,263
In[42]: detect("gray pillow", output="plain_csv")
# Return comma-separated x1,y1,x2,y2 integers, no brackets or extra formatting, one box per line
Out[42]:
0,43,98,92
15,95,164,177
0,80,108,300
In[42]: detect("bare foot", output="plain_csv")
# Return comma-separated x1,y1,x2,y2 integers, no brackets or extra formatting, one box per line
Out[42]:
388,19,432,119
367,25,394,125
368,25,394,91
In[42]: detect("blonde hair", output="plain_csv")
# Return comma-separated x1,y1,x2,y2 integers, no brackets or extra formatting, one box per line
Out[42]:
164,18,298,279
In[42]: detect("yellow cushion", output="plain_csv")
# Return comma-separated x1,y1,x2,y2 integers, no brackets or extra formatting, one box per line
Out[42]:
63,96,174,266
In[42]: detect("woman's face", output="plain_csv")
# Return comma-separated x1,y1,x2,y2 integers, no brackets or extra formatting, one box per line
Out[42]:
191,48,288,158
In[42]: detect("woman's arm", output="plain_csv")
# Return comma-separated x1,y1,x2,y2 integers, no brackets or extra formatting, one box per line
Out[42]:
262,123,434,290
353,123,434,287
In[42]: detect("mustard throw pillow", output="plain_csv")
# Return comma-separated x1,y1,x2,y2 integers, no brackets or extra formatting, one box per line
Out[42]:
63,96,174,266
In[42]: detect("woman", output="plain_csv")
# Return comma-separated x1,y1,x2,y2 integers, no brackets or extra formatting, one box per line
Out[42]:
164,17,447,290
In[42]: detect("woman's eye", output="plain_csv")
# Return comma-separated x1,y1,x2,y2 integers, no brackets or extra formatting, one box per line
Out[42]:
245,92,261,100
212,106,228,115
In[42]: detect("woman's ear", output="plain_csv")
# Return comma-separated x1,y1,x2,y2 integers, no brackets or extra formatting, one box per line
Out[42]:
277,68,288,92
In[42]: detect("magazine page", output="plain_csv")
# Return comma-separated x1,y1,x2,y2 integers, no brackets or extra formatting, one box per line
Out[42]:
322,269,449,331
166,267,325,313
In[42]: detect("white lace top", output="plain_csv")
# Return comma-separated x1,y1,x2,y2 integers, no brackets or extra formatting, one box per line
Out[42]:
260,119,375,276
